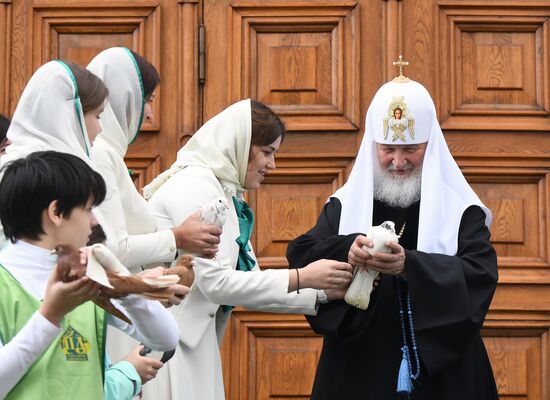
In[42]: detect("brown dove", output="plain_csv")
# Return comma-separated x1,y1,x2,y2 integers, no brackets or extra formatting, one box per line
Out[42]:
55,244,195,324
55,244,132,324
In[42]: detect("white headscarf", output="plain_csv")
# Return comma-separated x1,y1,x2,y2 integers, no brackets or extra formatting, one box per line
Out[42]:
0,61,92,167
143,99,252,199
333,79,491,255
87,47,144,158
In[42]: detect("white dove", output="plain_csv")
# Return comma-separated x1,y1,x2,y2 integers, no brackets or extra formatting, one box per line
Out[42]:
199,197,229,228
344,221,399,310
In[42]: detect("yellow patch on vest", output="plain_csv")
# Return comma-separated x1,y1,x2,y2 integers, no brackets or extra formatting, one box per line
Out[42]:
60,325,91,361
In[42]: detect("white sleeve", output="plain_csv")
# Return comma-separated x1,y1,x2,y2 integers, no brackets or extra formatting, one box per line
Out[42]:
159,168,317,314
156,167,222,236
242,288,319,315
107,295,179,351
0,312,61,399
194,257,317,314
92,145,177,272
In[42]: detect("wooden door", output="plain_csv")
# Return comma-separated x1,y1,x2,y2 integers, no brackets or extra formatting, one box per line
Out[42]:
202,1,550,399
2,0,550,399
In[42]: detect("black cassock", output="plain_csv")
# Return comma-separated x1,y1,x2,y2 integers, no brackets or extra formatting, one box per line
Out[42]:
287,198,499,400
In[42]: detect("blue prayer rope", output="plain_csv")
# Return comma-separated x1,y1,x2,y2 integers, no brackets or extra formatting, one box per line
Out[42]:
396,277,421,381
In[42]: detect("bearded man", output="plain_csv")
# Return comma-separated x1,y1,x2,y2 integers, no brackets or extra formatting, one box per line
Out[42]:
287,75,499,399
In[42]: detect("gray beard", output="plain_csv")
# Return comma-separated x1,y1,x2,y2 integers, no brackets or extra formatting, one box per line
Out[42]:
373,163,422,208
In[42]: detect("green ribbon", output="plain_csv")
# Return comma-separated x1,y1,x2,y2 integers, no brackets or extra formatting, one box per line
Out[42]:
222,196,255,313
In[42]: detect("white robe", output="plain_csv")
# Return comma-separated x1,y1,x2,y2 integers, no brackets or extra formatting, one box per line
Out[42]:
88,47,177,272
144,165,318,400
87,47,178,366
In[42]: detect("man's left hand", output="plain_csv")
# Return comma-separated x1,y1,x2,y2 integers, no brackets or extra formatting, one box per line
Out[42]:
365,241,406,277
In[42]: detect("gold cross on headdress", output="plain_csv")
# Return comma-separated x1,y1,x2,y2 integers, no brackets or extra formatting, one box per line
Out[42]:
392,55,410,83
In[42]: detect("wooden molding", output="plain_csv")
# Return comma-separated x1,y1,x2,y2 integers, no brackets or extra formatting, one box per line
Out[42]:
382,0,403,81
223,310,321,400
125,154,161,190
177,0,200,142
436,2,550,131
0,1,11,113
228,1,360,132
246,155,353,268
461,167,549,269
482,325,547,398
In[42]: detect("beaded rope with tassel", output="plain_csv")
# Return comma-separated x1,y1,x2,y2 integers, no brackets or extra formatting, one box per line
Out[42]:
395,276,421,394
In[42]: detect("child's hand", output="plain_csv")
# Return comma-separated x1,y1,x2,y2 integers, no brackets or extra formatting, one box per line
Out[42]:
38,266,101,326
123,345,164,384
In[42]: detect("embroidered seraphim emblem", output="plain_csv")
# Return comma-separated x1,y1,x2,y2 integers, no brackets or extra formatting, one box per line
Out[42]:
383,96,415,142
60,324,91,361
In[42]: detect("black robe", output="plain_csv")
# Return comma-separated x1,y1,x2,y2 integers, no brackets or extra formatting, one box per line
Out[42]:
286,198,499,400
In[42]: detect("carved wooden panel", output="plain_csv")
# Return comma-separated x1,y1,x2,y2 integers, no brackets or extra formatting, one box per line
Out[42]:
483,321,550,400
485,336,540,399
222,311,322,400
436,3,550,131
125,154,161,191
30,4,161,131
228,0,360,132
466,169,549,269
255,336,321,399
247,155,352,268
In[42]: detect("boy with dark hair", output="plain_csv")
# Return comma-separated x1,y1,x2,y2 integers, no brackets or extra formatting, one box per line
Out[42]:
0,151,180,399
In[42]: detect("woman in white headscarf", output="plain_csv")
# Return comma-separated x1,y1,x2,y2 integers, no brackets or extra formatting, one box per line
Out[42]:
87,47,221,271
87,47,220,387
0,60,107,246
142,99,354,400
1,61,103,166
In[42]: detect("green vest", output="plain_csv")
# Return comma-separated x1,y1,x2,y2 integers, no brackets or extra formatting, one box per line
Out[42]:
0,265,107,399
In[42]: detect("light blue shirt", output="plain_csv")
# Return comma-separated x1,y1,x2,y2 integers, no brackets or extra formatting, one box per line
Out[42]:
105,355,142,400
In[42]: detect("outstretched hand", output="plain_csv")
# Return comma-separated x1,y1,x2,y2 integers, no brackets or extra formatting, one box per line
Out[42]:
139,268,191,307
298,259,353,290
324,274,381,302
159,283,190,307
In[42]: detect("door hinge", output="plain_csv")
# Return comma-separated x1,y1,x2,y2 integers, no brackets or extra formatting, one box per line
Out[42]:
198,24,206,85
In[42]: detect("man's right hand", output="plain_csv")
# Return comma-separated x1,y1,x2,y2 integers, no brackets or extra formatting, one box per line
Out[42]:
171,210,222,258
348,235,373,268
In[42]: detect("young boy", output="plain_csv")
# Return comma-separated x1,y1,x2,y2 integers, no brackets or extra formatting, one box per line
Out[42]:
0,151,180,399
